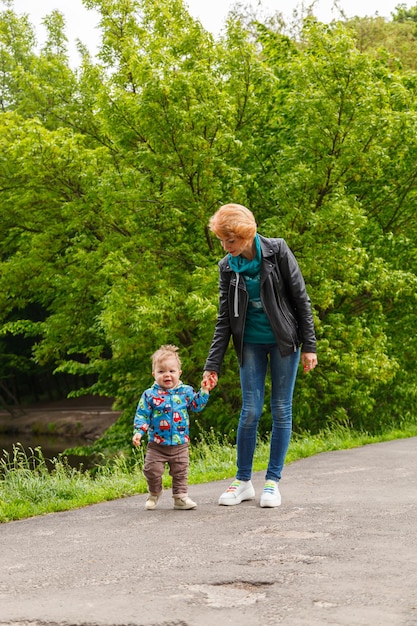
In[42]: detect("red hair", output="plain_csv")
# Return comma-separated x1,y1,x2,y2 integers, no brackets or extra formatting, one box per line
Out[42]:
209,204,257,241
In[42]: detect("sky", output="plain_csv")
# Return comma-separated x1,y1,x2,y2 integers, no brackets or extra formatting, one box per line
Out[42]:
9,0,414,66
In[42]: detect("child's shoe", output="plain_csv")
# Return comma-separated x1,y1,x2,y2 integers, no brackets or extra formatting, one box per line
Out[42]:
260,480,281,508
218,479,255,506
173,495,197,510
145,493,161,510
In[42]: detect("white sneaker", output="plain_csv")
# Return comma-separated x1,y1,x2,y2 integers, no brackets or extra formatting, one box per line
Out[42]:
218,479,255,506
145,493,161,510
260,480,281,508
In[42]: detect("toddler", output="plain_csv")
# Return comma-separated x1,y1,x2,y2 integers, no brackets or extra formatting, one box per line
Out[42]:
132,344,214,510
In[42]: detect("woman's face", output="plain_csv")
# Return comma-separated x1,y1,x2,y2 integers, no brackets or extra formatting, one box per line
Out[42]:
218,236,254,259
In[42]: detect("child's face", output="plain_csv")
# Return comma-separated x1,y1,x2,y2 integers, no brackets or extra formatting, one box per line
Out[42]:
153,356,181,389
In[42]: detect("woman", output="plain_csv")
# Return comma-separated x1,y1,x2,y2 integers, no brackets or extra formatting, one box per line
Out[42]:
203,204,317,508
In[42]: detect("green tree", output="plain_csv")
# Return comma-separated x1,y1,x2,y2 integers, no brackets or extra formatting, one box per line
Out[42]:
1,1,417,453
242,20,417,431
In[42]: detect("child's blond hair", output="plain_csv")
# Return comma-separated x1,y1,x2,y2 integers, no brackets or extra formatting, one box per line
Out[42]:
151,344,181,370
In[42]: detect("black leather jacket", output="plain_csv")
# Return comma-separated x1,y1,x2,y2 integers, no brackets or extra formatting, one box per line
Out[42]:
204,235,317,373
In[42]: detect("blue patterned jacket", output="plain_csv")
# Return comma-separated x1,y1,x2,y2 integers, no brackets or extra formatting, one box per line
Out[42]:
133,382,209,445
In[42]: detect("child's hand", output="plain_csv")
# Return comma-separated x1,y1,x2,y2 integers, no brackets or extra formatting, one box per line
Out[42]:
132,433,142,447
202,371,218,392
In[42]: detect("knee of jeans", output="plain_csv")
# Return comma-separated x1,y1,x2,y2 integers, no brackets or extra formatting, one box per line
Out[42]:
239,409,260,429
270,413,292,430
271,413,292,429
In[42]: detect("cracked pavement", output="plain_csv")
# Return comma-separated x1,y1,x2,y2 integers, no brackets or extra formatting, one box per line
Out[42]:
1,437,416,626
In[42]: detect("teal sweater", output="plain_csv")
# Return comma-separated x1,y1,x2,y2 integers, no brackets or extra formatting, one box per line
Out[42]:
228,234,276,344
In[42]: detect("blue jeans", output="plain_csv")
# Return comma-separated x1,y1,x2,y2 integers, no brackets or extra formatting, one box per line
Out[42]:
236,343,300,483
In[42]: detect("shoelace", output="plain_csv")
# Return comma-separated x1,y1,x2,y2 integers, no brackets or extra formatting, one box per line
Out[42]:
263,481,276,494
226,480,241,492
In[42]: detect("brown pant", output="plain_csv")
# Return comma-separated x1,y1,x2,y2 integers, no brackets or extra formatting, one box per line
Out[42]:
143,441,190,498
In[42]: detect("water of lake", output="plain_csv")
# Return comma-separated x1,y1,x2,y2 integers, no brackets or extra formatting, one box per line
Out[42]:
0,432,95,470
0,397,120,470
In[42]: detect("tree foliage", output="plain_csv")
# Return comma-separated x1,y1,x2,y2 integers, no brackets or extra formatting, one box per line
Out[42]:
1,0,417,451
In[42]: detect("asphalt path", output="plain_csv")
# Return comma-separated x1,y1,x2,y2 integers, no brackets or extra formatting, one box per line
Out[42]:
1,437,416,626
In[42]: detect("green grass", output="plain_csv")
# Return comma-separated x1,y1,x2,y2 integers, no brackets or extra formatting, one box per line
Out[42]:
1,423,417,523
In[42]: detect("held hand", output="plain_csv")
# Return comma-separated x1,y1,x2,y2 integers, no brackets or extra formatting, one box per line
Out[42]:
202,370,218,391
132,433,142,447
301,352,318,373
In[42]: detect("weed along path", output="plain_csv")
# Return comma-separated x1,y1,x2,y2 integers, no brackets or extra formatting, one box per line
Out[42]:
0,437,416,626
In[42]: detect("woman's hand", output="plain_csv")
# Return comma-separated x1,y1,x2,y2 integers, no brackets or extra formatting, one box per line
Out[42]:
301,352,318,373
202,370,218,390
